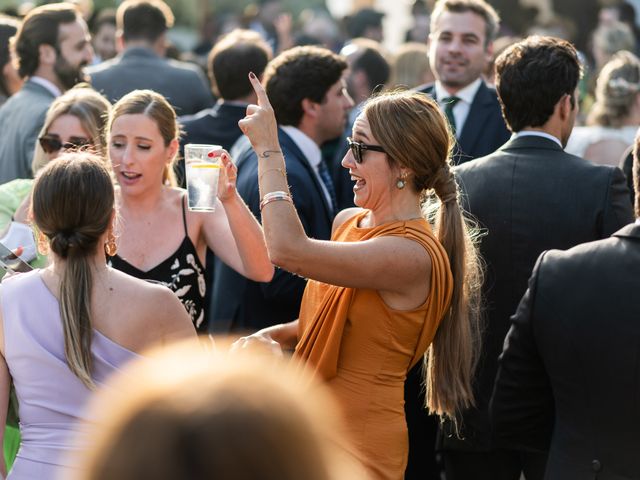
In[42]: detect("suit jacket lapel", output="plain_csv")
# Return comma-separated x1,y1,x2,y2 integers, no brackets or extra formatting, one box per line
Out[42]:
278,129,333,223
458,81,493,155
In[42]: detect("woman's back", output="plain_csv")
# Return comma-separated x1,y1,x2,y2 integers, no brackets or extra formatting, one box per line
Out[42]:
1,270,140,478
0,154,196,479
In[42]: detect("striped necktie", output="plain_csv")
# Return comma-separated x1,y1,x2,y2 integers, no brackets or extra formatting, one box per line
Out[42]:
442,96,461,135
317,160,337,215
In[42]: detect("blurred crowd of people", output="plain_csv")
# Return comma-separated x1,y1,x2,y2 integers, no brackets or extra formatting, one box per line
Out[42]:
0,0,639,480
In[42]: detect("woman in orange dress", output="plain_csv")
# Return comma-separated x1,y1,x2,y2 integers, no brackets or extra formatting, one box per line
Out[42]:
235,76,483,480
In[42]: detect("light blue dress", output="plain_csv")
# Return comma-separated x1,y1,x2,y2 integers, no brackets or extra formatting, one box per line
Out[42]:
1,270,140,479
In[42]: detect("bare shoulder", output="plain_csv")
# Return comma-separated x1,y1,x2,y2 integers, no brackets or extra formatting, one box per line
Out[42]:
332,207,364,236
108,269,194,348
112,269,183,315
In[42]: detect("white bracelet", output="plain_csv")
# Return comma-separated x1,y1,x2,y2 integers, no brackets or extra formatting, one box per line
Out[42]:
259,191,292,211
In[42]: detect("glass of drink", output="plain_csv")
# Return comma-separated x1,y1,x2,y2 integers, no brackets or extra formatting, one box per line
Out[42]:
184,144,222,212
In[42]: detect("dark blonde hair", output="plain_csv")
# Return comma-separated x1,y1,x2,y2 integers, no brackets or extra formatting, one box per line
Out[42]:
32,153,115,388
32,86,111,174
589,50,640,128
78,342,358,480
108,89,179,185
363,90,483,420
388,42,432,90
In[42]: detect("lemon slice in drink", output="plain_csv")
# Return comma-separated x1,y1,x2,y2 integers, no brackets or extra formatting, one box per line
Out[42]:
190,164,221,169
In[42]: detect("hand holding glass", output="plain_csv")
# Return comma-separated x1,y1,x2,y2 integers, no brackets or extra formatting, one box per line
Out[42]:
185,144,222,212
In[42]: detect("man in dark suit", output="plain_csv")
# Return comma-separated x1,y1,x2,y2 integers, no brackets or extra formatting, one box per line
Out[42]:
407,2,510,477
0,3,93,183
87,0,212,115
177,29,273,186
210,46,353,334
332,38,390,211
418,0,510,165
177,29,272,331
447,36,634,480
490,136,640,480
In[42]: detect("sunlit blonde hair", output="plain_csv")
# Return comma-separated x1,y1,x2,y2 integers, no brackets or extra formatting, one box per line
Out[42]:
75,341,363,480
107,89,180,186
388,42,432,90
589,50,640,128
363,90,483,422
31,86,111,175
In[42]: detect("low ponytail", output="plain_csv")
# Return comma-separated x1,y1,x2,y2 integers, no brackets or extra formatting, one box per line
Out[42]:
364,90,483,423
54,232,96,388
425,169,483,420
32,153,115,389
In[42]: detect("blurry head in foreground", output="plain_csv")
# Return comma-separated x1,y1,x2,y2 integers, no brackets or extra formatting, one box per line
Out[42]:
76,341,363,480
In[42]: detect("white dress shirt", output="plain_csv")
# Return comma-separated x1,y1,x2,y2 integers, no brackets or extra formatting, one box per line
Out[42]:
435,77,482,138
514,130,562,148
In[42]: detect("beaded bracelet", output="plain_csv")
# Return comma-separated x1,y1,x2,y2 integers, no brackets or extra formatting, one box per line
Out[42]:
259,190,292,211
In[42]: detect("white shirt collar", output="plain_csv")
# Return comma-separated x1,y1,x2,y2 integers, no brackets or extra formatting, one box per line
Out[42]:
29,76,62,97
220,99,250,107
514,130,563,148
280,126,322,168
434,77,482,104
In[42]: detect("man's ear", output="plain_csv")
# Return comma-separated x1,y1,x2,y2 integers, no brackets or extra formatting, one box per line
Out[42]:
38,43,57,68
484,40,494,64
558,93,573,120
301,98,320,119
115,30,125,53
153,32,167,57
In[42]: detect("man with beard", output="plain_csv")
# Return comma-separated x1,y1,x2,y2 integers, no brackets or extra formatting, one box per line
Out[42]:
0,3,93,183
418,0,510,165
211,46,353,334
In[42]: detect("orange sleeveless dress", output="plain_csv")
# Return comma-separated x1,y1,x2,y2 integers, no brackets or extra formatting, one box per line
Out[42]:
295,210,453,480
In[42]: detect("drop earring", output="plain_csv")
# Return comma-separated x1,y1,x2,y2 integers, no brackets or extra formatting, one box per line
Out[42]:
104,231,117,257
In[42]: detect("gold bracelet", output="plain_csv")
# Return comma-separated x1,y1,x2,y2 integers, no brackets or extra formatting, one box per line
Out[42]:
258,167,287,182
259,190,292,211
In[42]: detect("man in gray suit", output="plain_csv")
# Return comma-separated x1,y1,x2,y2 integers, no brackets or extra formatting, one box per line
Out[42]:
0,3,93,182
87,0,212,116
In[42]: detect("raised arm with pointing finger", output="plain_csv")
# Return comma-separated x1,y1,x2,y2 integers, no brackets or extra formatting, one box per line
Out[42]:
235,70,484,480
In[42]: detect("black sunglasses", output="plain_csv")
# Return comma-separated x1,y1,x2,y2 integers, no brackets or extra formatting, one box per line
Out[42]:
38,135,91,154
347,137,386,164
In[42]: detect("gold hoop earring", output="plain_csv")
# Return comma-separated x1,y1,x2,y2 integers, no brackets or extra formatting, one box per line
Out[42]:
105,231,117,257
36,230,49,255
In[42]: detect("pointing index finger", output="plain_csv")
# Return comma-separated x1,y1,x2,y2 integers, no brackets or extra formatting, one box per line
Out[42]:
249,72,270,108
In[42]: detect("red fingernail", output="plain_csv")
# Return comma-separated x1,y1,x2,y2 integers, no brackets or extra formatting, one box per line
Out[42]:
249,72,256,79
208,151,215,157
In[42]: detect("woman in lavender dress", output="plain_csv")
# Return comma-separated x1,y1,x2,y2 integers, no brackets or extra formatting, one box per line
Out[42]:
0,153,196,479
